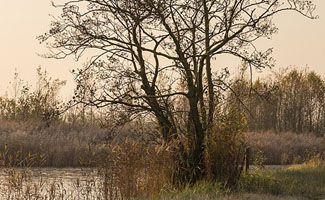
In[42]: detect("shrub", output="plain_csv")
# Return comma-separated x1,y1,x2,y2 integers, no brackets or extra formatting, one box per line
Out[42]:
205,110,247,188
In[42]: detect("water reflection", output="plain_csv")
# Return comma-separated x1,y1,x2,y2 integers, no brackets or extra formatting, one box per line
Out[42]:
0,168,109,200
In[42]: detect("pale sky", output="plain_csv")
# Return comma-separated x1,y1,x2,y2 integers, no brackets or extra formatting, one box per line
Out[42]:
0,0,325,98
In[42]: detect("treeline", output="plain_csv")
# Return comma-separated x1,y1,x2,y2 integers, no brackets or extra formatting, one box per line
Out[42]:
0,68,65,126
229,68,325,135
1,67,325,136
0,67,111,128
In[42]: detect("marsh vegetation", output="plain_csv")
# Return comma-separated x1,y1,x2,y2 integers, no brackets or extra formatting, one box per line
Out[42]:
1,0,324,199
0,67,325,199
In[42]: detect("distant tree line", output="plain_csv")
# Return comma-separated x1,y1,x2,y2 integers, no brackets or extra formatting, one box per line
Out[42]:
0,67,126,128
228,68,325,135
0,67,66,126
1,67,324,136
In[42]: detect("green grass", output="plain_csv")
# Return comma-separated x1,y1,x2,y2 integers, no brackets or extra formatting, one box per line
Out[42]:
158,165,325,200
157,181,224,200
240,166,325,199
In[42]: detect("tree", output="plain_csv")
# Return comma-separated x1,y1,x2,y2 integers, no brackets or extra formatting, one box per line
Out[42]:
40,0,316,185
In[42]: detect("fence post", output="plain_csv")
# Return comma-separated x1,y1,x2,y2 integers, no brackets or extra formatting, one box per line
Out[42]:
245,147,250,173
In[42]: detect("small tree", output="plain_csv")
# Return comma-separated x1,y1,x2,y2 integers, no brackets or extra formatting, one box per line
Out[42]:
40,0,316,185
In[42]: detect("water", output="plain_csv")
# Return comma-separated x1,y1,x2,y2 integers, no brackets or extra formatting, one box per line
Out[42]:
0,168,108,200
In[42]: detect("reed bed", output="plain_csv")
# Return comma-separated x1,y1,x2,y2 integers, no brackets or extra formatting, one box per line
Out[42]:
245,131,325,165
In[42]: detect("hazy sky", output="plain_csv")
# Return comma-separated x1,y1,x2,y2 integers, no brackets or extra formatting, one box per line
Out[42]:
0,0,325,98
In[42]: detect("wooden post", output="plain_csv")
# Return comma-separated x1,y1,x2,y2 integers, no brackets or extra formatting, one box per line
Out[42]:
245,147,250,173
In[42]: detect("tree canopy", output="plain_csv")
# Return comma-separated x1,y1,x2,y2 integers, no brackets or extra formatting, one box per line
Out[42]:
40,0,316,185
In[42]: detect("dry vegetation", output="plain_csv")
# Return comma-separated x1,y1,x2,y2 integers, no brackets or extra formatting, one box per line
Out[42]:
0,123,174,199
1,0,323,198
0,156,324,199
1,68,325,199
245,131,325,165
1,118,325,199
1,119,325,199
1,120,324,168
0,120,106,168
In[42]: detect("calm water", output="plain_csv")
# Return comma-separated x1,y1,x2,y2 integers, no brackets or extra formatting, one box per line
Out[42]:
0,168,108,199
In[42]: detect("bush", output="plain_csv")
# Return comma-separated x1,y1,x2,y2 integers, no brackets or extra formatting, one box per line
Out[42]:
205,110,247,188
96,140,173,199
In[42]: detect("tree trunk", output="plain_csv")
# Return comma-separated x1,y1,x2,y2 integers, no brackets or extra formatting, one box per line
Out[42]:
186,101,206,183
172,127,206,185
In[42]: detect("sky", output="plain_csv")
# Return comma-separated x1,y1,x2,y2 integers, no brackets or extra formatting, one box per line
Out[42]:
0,0,325,99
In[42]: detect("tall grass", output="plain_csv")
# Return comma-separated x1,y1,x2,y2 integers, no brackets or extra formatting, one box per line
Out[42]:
0,120,175,199
0,119,149,168
245,131,325,165
1,119,325,199
3,121,324,168
159,158,325,200
0,148,174,200
0,168,107,199
95,140,173,199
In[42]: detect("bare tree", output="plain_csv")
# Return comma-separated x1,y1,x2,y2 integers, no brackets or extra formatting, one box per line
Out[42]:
40,0,316,184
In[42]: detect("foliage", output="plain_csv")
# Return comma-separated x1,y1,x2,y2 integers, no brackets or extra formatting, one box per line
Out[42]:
1,117,325,199
205,110,247,188
96,140,173,199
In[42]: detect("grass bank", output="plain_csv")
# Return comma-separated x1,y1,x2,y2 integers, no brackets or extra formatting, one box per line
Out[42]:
159,162,325,200
239,165,325,199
